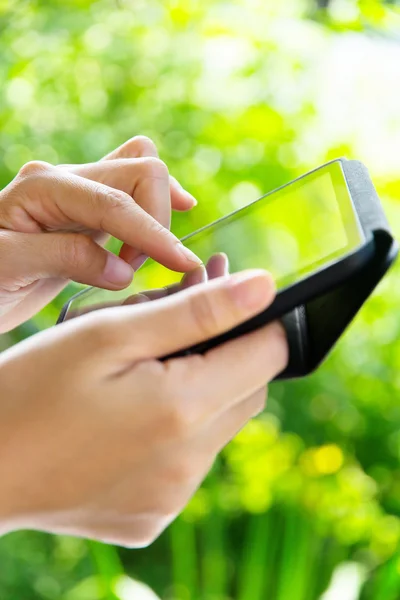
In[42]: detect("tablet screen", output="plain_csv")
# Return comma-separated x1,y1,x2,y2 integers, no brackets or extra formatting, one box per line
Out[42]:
178,162,361,288
60,160,365,320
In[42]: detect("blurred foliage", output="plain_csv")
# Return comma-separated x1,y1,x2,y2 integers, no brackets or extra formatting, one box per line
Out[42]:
1,0,400,599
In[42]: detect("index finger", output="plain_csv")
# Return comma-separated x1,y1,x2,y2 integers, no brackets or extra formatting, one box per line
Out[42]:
44,168,201,272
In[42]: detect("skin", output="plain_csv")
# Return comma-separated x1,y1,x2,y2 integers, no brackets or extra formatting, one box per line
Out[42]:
0,135,200,332
0,137,288,547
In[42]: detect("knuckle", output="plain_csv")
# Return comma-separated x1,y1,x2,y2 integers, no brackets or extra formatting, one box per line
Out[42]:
101,186,131,211
176,353,205,375
59,233,93,272
0,182,44,232
130,135,158,155
160,398,193,438
94,186,133,229
139,156,169,179
188,291,221,339
18,160,52,179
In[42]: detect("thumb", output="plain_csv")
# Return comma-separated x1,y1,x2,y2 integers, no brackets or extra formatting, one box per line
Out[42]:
90,269,277,363
0,230,134,290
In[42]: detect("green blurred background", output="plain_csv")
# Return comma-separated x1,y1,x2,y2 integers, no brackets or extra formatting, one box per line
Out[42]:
1,0,400,598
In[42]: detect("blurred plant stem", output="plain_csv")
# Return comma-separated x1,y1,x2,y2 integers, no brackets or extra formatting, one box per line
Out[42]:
88,540,123,600
170,517,198,599
200,472,228,599
274,507,315,600
238,510,278,600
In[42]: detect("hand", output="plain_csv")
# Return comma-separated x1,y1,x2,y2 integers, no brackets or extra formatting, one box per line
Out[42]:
0,136,200,332
0,269,287,547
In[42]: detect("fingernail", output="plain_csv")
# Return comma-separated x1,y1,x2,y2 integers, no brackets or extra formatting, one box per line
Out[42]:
103,254,133,286
228,270,275,311
178,243,202,265
186,193,198,207
130,254,147,271
181,265,207,288
122,293,150,305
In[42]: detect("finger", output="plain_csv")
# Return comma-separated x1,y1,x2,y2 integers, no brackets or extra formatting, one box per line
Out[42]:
65,159,171,236
121,294,150,306
182,321,287,418
112,261,216,316
62,163,196,213
124,259,221,316
74,160,196,219
198,386,267,455
155,265,208,298
72,159,194,266
169,176,197,211
123,261,219,309
101,135,160,160
123,265,208,306
0,230,134,290
180,265,208,289
63,158,172,268
16,166,201,272
88,269,277,363
101,136,196,211
108,161,195,263
206,253,229,279
189,389,268,494
130,254,148,272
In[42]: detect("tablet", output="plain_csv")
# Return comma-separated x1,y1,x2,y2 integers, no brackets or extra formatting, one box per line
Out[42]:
58,158,397,379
